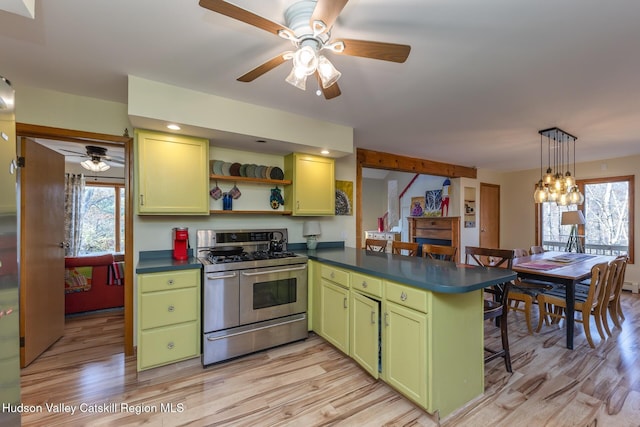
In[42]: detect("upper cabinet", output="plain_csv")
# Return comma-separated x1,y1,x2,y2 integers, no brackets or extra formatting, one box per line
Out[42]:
135,129,209,215
284,153,335,216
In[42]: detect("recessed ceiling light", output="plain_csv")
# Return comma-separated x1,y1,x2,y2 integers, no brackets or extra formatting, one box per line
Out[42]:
321,149,330,155
167,124,181,130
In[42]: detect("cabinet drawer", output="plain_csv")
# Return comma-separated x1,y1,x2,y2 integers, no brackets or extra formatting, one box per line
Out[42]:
139,269,199,293
385,281,428,313
140,287,198,330
414,229,452,240
138,322,199,370
351,272,382,298
321,265,350,289
417,220,452,230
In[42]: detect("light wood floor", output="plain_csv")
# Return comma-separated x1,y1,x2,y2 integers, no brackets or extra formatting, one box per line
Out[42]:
20,291,640,427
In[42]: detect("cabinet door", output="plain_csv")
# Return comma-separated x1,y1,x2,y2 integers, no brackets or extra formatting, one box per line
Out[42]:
285,153,335,216
135,129,209,214
350,291,379,378
320,279,349,354
383,301,428,408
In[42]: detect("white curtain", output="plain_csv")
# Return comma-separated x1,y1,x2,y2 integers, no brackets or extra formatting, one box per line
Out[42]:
64,173,85,256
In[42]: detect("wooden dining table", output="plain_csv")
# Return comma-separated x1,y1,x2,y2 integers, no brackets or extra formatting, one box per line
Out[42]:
511,250,616,349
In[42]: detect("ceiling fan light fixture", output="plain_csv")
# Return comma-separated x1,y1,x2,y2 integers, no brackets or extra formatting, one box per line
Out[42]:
317,55,341,88
285,67,308,90
293,45,318,76
81,157,110,172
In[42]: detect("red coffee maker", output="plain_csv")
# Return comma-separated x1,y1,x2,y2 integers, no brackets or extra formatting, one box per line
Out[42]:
172,227,189,260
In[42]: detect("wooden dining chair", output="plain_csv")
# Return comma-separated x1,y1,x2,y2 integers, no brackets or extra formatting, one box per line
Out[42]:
465,246,515,372
530,245,545,254
596,255,628,335
536,262,609,348
507,248,554,334
422,244,457,262
365,238,388,252
609,255,629,329
391,241,419,256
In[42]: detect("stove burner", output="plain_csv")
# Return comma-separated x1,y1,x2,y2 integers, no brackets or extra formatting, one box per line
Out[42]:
205,250,299,265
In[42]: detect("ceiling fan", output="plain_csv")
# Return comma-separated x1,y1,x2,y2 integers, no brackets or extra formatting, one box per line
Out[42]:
199,0,411,99
61,145,124,172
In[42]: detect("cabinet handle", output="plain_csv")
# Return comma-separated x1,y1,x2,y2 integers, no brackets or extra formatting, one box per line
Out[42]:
343,297,347,309
140,194,145,206
167,279,175,286
371,311,376,324
167,305,175,312
384,313,389,326
361,281,368,288
167,342,175,350
330,272,335,279
400,291,408,301
296,200,300,209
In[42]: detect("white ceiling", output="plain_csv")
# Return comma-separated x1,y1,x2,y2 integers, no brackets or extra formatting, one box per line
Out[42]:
1,0,639,172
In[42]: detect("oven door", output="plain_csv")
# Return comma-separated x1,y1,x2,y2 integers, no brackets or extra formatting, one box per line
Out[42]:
203,270,240,332
239,263,307,325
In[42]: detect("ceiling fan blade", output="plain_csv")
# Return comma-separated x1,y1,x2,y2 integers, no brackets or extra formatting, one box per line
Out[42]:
315,72,341,100
237,53,291,82
311,0,349,32
335,39,411,63
199,0,292,36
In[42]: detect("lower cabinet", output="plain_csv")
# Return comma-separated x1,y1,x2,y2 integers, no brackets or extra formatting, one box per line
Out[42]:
319,279,350,354
137,268,201,371
350,291,380,378
383,300,427,408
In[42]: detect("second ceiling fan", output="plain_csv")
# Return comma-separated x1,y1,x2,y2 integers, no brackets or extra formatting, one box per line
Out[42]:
199,0,411,99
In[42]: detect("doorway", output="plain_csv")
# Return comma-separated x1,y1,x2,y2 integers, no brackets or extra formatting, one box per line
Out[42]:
16,124,134,357
479,183,500,249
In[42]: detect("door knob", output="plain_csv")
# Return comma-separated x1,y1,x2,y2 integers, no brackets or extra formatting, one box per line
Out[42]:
59,242,70,249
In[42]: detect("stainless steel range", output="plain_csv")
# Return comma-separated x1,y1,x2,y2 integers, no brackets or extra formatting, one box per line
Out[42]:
197,228,308,366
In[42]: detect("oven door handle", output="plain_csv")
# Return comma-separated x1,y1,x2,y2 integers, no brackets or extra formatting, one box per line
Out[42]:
205,272,238,280
206,316,304,341
240,265,307,276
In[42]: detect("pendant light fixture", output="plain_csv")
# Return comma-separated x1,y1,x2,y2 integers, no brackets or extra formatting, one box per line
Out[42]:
533,127,583,206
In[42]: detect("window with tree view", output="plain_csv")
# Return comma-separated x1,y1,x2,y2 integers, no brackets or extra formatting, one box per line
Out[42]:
79,184,125,255
538,175,634,262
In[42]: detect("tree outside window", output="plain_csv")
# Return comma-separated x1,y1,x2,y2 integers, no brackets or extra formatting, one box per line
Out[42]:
79,184,125,255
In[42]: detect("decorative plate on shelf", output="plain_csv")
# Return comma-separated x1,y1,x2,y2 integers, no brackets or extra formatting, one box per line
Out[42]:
222,162,232,176
246,164,256,178
239,164,247,177
230,162,241,176
213,160,224,175
270,166,284,180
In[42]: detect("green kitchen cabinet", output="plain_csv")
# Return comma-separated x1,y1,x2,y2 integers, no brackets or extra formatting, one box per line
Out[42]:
284,153,335,216
135,129,209,215
319,264,350,354
350,290,380,378
136,268,201,371
383,299,428,408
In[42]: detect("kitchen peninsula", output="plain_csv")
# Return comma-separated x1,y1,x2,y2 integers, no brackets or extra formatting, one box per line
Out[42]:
305,247,516,419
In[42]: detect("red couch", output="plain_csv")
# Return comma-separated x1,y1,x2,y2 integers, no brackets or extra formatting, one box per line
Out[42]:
64,254,124,314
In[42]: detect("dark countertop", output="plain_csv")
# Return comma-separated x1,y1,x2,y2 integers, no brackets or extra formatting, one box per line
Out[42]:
302,247,516,294
136,250,202,274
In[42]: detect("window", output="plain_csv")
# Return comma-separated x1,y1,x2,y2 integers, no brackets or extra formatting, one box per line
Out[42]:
537,175,634,263
79,184,125,255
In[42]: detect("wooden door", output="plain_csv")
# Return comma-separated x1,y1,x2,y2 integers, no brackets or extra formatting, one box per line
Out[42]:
19,137,65,367
479,183,500,249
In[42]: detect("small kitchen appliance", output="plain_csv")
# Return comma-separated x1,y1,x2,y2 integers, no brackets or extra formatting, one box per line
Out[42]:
197,228,308,366
172,227,189,260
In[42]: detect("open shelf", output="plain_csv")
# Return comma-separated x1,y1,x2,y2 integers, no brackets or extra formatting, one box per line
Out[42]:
209,174,291,185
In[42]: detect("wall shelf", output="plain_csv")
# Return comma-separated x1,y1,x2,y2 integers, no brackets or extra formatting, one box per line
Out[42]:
209,210,292,216
210,174,291,185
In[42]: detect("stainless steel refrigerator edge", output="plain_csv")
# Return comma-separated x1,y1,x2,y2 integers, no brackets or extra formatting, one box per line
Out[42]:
0,76,21,426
